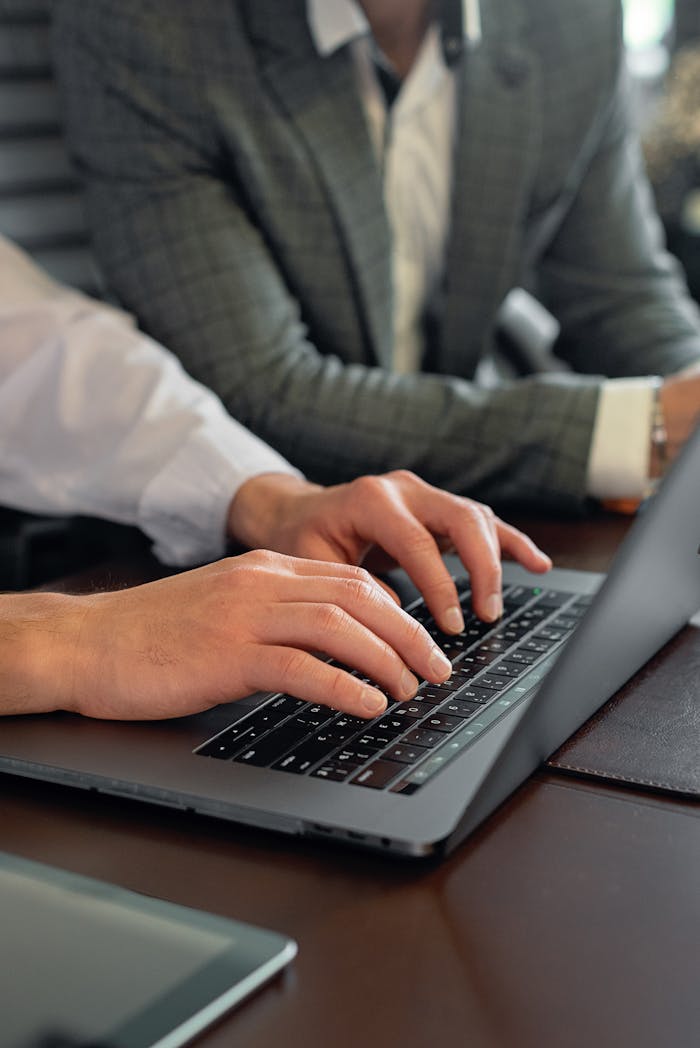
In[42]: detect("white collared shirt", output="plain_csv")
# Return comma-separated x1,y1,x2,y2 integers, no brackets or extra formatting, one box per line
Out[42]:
307,0,658,498
0,237,300,565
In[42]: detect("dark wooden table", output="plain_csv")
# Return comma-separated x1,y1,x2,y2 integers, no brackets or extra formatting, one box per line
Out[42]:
2,512,699,1048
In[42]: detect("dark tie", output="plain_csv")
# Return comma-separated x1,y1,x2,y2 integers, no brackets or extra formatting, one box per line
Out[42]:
373,58,401,108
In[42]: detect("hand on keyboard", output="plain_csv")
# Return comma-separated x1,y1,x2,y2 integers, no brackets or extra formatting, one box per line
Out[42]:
64,551,453,721
227,470,552,632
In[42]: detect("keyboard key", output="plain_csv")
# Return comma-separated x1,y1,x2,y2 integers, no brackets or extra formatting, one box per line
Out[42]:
521,638,553,653
533,628,566,642
312,719,364,745
508,649,538,665
421,714,463,734
478,638,510,653
336,745,377,763
356,730,396,749
461,649,498,667
403,727,444,748
435,637,471,659
288,708,335,731
463,623,493,641
407,693,441,708
573,595,594,608
375,714,409,735
390,702,427,720
490,661,526,679
490,626,528,642
475,674,512,691
273,735,341,774
272,751,311,773
536,589,574,609
503,585,539,605
423,672,468,693
442,699,482,718
197,727,253,760
333,715,368,733
519,606,549,621
450,663,480,682
454,686,494,704
312,763,355,782
419,686,459,704
351,760,404,789
552,615,578,630
268,695,306,716
233,721,310,766
385,744,430,765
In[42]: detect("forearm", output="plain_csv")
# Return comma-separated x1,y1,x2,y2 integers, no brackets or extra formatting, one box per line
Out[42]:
0,593,86,715
216,350,602,509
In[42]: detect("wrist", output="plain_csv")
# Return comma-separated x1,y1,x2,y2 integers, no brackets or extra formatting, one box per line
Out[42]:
0,592,89,715
226,472,322,550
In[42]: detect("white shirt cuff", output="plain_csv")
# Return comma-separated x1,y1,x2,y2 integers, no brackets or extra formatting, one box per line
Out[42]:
586,378,656,500
140,416,302,567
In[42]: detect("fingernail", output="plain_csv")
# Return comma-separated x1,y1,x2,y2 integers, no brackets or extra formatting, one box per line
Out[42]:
430,647,452,679
401,669,419,699
362,689,387,716
485,594,503,621
443,605,465,634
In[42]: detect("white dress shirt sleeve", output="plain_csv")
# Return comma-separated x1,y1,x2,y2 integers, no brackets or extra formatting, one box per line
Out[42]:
0,238,301,566
586,377,656,499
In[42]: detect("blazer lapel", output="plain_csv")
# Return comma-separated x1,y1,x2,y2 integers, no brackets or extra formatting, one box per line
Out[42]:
438,0,542,377
243,0,394,368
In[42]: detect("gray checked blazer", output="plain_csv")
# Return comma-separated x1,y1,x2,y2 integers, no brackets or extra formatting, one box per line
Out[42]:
54,0,700,508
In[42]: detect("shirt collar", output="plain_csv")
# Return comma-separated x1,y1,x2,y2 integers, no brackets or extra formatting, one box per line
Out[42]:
307,0,482,59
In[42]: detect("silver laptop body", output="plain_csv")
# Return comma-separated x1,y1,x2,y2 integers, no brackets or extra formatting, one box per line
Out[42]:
2,427,700,859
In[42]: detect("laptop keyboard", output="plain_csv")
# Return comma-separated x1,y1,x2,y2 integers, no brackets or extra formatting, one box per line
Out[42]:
196,579,591,794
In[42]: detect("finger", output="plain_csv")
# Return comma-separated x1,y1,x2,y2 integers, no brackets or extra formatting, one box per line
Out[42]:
247,645,391,719
250,581,452,688
257,602,425,707
269,554,378,581
372,576,401,605
367,513,466,634
495,520,553,572
258,555,400,607
345,476,507,628
334,490,466,633
446,505,505,623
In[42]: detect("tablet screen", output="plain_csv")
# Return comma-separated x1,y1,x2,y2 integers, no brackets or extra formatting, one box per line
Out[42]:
0,852,296,1048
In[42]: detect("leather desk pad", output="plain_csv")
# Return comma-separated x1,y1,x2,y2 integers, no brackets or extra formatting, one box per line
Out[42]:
547,623,700,798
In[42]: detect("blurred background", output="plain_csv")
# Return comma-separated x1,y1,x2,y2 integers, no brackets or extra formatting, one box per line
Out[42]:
624,0,700,301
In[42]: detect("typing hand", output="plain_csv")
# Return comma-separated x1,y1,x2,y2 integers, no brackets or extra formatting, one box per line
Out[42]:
227,469,552,632
51,552,452,721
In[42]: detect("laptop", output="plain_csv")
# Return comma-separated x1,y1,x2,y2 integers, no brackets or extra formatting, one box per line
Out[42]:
2,426,700,859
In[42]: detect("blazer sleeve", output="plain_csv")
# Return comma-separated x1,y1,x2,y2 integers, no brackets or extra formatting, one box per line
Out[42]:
53,0,604,511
